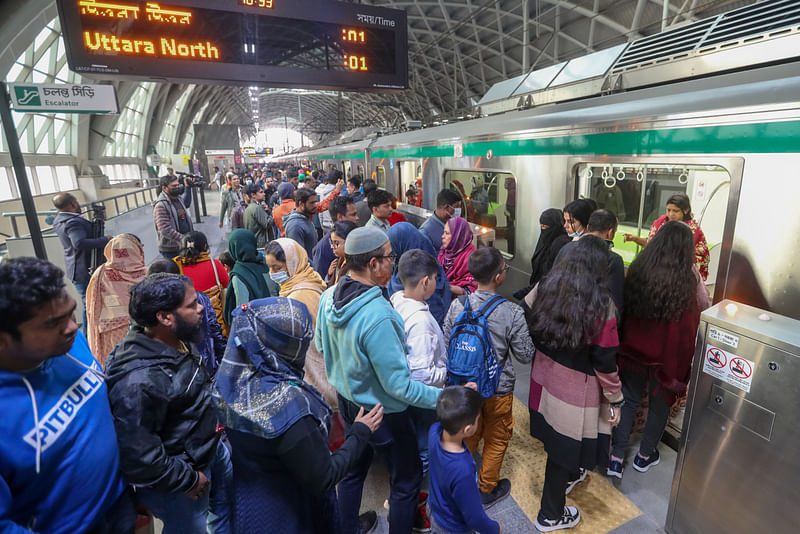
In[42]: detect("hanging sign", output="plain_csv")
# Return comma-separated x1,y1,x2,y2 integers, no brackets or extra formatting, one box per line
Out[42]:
9,83,119,113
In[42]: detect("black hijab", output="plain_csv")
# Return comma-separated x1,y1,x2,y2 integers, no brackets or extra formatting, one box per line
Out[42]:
529,208,571,285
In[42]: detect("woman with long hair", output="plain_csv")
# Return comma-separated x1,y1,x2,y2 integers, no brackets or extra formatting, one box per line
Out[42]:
624,192,710,280
608,221,710,479
223,229,279,325
526,235,623,532
86,234,146,366
387,221,451,326
264,239,336,411
438,217,477,297
174,231,229,334
325,220,357,285
213,297,382,534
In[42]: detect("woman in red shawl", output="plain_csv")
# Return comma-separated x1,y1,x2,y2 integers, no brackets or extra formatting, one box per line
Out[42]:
609,221,710,479
438,216,477,296
624,192,710,281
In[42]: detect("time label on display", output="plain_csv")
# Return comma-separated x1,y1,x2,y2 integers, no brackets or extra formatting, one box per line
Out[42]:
57,0,408,90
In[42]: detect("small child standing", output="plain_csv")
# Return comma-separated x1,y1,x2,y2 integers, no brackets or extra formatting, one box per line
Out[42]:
390,249,448,474
429,386,502,534
443,247,535,507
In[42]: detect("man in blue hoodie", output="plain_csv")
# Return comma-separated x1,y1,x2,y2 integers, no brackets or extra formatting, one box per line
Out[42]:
316,227,441,534
0,257,134,534
284,187,319,260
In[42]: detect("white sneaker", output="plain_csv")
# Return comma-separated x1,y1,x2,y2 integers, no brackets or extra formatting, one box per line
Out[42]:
535,506,581,532
565,468,587,495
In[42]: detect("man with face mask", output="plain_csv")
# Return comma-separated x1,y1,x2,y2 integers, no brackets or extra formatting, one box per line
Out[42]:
154,175,193,259
105,274,232,534
420,189,463,251
316,227,441,534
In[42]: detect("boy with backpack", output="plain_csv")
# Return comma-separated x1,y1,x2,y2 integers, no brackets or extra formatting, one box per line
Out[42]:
443,247,534,507
429,386,502,534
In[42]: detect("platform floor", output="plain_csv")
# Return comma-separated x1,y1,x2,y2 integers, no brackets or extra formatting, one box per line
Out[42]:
119,192,676,533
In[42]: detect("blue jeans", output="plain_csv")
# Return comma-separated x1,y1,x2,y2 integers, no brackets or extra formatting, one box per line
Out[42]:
137,439,233,534
408,406,437,476
338,395,422,534
73,281,88,334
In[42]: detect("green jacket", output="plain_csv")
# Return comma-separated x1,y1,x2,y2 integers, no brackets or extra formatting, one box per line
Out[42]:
244,202,272,248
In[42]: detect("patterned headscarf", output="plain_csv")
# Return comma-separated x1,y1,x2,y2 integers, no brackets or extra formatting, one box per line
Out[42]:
213,297,331,440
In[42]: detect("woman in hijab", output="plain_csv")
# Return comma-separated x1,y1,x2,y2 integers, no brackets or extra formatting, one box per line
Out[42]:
264,238,336,410
387,222,452,325
213,297,383,534
86,233,146,366
223,229,279,325
326,221,357,285
514,209,573,301
438,216,477,296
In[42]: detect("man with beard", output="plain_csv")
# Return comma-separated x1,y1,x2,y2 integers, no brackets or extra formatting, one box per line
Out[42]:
105,274,232,534
154,174,193,259
316,227,442,534
0,257,136,534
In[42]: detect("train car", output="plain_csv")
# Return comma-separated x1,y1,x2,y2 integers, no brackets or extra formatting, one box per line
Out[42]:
303,140,371,182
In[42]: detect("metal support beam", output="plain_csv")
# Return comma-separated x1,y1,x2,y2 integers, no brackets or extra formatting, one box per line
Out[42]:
522,0,530,74
662,0,670,31
0,82,47,260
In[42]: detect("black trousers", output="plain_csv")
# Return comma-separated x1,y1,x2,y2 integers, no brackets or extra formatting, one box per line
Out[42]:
539,457,573,520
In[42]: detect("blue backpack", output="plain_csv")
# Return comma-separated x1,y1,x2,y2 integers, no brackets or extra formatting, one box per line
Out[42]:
446,295,506,398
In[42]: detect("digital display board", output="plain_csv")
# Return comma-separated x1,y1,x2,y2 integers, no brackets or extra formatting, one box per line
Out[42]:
56,0,408,90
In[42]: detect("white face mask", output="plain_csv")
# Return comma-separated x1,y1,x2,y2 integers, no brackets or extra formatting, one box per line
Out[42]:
452,207,462,218
270,271,290,285
569,228,584,239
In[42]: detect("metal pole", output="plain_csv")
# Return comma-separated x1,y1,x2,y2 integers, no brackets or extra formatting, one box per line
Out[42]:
191,184,201,224
199,182,208,217
522,0,530,74
662,0,669,31
0,82,47,260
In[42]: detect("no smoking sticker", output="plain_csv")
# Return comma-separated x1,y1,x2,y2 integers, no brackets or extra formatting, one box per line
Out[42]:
702,344,755,393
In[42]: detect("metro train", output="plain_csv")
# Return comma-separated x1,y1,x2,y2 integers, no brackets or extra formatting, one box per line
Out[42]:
278,48,800,323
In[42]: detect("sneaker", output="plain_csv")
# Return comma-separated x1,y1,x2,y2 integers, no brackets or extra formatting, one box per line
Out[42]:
358,511,378,534
413,502,432,533
565,468,587,495
607,459,624,479
633,448,660,473
534,506,581,532
480,478,511,508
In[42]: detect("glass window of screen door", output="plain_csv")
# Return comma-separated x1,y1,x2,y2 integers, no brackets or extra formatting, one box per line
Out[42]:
343,161,352,179
398,160,422,206
375,166,386,188
577,162,731,287
443,170,517,257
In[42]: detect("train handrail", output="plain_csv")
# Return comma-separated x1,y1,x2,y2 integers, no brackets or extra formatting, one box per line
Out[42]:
1,185,159,240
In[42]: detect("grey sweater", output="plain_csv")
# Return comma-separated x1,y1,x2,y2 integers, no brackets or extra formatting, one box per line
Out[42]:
283,210,318,261
443,290,535,396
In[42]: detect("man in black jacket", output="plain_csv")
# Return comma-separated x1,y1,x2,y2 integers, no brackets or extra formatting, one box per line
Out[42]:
52,193,110,331
105,274,232,534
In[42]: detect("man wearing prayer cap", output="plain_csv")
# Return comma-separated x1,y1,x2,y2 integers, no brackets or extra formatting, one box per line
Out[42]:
316,226,441,534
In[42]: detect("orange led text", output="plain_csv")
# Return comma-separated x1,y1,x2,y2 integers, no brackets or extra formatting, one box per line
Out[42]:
341,28,366,43
240,0,274,8
83,32,220,60
145,3,192,25
79,0,140,20
344,55,368,71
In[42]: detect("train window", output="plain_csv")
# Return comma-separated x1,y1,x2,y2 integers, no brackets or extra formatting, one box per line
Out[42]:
375,166,386,188
344,161,352,179
577,162,731,286
443,170,517,257
398,160,423,206
357,164,365,176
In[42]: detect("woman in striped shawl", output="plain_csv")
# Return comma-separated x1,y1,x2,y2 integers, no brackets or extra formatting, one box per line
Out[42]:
526,235,623,532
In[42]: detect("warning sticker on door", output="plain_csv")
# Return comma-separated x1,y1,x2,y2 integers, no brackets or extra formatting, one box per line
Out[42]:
702,345,755,393
708,326,739,349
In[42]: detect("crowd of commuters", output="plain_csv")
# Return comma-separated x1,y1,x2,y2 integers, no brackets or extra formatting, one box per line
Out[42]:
1,163,712,534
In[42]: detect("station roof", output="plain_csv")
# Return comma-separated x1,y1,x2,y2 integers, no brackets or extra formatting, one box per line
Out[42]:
0,0,759,165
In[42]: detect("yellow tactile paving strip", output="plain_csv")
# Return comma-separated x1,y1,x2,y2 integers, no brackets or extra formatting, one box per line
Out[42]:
496,397,642,532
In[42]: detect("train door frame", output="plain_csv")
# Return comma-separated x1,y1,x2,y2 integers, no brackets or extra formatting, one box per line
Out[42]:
397,159,423,205
567,155,744,301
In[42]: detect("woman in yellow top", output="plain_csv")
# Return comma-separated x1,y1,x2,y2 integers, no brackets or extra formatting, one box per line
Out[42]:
264,238,337,410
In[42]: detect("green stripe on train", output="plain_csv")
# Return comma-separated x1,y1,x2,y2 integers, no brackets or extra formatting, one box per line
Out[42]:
463,120,800,157
371,145,454,159
310,152,366,160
